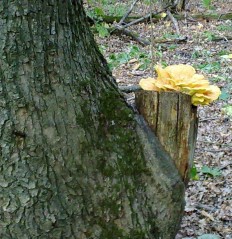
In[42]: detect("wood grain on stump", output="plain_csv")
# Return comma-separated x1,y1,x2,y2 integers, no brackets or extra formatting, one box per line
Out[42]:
135,91,198,183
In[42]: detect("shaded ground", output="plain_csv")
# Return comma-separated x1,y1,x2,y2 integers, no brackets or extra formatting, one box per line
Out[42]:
86,0,232,238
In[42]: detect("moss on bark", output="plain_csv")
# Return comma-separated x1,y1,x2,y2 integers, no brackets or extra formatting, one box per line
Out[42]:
0,1,184,238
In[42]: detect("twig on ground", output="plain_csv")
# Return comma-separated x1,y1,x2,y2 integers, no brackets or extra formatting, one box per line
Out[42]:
110,10,166,35
199,117,218,122
219,162,232,170
118,0,139,25
167,9,180,35
153,36,187,44
113,27,150,46
195,203,216,212
119,85,142,93
198,140,232,148
119,5,172,29
211,36,232,41
112,26,187,45
202,148,232,152
94,12,232,25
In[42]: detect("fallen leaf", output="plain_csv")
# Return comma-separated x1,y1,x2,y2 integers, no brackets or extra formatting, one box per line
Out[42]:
128,58,138,63
200,210,215,221
220,54,232,59
133,63,141,70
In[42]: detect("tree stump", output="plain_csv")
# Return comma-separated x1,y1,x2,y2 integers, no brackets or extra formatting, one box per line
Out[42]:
135,91,198,183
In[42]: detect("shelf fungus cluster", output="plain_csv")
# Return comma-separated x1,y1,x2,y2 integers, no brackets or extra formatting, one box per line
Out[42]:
139,64,221,106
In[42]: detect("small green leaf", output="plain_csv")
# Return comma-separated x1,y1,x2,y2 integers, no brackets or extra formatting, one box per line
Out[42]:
96,23,109,38
197,234,220,239
117,52,130,64
168,44,178,50
219,90,230,101
202,0,212,9
223,105,232,118
94,7,104,16
201,166,221,177
129,46,140,57
196,62,221,73
190,165,199,180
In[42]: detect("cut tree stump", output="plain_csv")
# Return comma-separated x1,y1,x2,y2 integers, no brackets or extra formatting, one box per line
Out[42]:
135,91,198,184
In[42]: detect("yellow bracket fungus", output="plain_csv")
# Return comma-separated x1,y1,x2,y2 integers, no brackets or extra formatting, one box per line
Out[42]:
139,64,221,106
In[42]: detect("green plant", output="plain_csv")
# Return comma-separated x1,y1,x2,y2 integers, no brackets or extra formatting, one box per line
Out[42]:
202,0,213,9
217,24,232,32
107,5,126,16
191,49,212,59
219,89,230,101
86,6,104,22
195,62,221,73
107,53,126,70
168,44,178,50
218,50,231,56
107,45,153,71
222,105,232,118
90,0,127,16
203,31,216,41
98,44,107,54
162,33,180,39
191,50,201,59
200,166,221,177
190,164,199,180
95,23,110,38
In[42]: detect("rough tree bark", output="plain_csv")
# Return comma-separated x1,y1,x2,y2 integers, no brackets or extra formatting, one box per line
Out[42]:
0,1,184,238
160,0,188,11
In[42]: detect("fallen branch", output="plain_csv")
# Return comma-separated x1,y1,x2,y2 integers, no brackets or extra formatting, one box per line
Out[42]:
202,148,232,152
195,203,216,212
199,117,218,122
153,36,187,44
112,26,187,45
118,11,165,29
198,140,232,148
167,9,180,35
113,27,150,46
119,5,172,29
118,0,139,25
90,12,232,25
211,35,232,41
119,85,142,93
219,162,232,170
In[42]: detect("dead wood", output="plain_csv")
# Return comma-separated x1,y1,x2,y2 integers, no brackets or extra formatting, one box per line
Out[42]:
211,35,232,41
112,27,151,46
119,85,142,93
167,9,181,35
112,26,187,45
118,0,139,25
90,12,232,25
135,91,198,184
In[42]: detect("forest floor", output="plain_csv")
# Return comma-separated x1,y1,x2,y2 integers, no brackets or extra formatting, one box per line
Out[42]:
86,0,232,238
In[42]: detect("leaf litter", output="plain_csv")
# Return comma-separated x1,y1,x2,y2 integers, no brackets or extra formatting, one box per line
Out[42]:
86,0,231,238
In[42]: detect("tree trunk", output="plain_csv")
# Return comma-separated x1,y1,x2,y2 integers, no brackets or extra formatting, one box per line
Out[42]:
160,0,187,11
0,1,184,238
